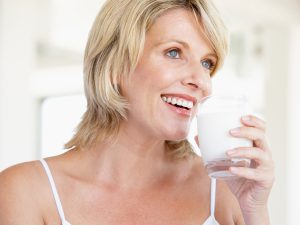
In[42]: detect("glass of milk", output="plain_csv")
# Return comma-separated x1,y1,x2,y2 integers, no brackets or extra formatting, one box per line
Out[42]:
197,95,253,179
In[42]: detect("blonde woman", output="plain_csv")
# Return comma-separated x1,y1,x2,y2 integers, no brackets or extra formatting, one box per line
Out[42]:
0,0,274,224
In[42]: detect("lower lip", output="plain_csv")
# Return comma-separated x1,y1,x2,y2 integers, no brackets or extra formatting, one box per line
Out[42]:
163,102,193,117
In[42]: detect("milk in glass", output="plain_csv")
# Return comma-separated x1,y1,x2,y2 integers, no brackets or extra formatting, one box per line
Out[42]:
197,95,253,179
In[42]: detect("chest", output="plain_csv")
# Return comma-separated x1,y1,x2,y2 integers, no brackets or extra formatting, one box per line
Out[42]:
67,194,207,225
44,185,234,225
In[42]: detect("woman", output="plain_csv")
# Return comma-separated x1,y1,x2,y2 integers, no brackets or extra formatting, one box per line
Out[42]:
0,0,274,224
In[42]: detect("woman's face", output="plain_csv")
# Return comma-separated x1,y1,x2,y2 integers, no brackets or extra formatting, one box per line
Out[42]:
122,8,216,141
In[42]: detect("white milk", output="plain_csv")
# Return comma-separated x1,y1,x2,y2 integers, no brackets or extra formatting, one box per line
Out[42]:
197,111,252,179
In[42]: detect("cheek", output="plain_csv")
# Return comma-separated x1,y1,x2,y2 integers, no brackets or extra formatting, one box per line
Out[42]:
140,66,177,90
130,56,182,97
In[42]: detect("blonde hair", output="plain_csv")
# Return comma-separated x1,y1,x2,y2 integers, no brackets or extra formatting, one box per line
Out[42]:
65,0,228,158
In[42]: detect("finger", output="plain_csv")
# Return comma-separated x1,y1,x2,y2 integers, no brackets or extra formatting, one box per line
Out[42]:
241,115,266,131
229,166,259,180
229,127,270,153
226,147,269,164
229,165,275,185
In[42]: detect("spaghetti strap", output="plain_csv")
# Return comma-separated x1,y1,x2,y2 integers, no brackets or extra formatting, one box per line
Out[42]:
202,178,220,225
210,178,217,217
40,159,71,225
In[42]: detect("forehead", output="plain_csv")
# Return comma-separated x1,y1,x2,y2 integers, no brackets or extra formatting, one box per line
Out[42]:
145,8,213,54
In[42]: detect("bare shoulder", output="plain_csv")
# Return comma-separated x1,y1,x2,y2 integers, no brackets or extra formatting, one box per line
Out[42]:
0,161,46,224
0,160,44,183
0,160,44,198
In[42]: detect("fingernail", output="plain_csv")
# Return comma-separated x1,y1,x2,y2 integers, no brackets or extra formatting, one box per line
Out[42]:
227,149,236,155
242,116,251,122
230,128,240,134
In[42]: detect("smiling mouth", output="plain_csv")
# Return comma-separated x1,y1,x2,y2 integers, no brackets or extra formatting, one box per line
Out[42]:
161,95,194,110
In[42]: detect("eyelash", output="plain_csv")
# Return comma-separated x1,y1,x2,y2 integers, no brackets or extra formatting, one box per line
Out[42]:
166,48,216,71
201,59,216,71
166,48,181,59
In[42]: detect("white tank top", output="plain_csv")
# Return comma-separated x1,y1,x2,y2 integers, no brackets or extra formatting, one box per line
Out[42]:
40,159,220,225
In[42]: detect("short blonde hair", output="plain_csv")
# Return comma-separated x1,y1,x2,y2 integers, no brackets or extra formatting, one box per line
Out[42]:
65,0,228,158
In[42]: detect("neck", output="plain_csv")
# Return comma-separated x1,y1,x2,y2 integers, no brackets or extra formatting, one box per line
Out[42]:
77,124,185,191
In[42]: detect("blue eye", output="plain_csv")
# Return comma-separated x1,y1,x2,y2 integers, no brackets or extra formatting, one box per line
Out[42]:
201,59,215,70
166,49,180,58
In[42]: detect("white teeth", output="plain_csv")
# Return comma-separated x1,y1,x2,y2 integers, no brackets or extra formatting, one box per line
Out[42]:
171,98,177,105
182,100,188,108
161,96,194,109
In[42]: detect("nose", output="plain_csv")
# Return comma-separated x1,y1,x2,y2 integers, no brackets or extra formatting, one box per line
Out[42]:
181,62,212,96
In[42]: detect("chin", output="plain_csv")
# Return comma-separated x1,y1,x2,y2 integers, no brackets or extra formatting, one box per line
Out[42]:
164,130,189,142
158,121,191,141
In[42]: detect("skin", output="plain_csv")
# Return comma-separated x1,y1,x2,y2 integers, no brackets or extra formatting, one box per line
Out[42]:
0,8,274,225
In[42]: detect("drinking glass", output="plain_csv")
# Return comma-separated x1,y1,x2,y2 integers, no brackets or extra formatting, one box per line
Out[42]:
197,95,253,179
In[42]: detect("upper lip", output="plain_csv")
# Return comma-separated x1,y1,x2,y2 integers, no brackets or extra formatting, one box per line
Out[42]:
161,93,198,105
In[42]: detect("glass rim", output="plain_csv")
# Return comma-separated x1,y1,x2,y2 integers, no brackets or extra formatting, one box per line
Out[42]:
199,94,248,104
197,94,251,115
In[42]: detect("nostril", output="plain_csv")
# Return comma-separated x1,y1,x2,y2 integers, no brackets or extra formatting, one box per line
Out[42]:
187,82,199,89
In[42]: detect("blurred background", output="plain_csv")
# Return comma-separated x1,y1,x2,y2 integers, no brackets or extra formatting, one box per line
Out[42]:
0,0,299,224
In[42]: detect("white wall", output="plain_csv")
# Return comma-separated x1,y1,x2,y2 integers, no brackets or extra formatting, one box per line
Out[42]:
263,26,290,225
0,0,39,169
286,25,300,225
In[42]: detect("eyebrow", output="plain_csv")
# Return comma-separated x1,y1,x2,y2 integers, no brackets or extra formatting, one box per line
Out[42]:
155,39,189,48
204,53,218,60
155,39,217,59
